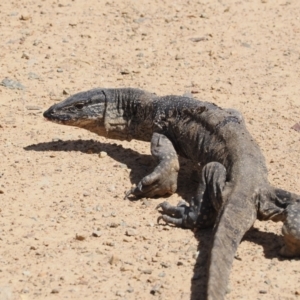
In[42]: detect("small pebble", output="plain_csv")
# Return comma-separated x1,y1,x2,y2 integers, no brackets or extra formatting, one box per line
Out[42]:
21,288,30,294
116,291,125,297
127,287,134,293
21,52,30,59
75,234,86,241
126,229,138,236
109,254,120,265
26,105,42,111
20,14,31,20
160,262,170,268
28,72,40,80
109,222,119,228
120,69,130,75
1,78,25,90
99,151,107,158
92,231,102,237
107,185,116,192
22,270,31,276
33,39,42,46
52,138,62,142
150,284,161,295
51,289,59,294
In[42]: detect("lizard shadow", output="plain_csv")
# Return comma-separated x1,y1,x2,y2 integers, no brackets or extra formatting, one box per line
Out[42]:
190,226,294,299
24,139,199,200
24,139,153,185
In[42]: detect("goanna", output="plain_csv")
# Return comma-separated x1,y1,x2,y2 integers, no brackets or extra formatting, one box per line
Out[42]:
44,88,300,300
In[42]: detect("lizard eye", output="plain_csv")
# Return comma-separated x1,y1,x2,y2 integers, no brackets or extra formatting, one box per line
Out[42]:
75,103,84,110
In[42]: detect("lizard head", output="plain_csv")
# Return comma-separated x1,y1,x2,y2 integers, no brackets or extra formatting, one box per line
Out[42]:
43,88,106,127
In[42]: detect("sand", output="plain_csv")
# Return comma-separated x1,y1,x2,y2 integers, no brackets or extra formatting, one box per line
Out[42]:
0,0,300,299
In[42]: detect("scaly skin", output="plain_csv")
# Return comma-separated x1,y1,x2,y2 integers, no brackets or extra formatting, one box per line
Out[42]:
44,88,300,299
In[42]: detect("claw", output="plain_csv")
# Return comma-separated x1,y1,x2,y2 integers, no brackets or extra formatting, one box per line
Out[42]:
124,187,134,200
156,202,166,210
157,214,183,226
157,215,165,224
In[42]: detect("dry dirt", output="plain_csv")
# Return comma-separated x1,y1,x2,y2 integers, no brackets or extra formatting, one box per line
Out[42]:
1,0,300,299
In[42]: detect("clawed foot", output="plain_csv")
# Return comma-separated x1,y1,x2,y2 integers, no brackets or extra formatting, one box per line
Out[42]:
156,201,198,229
124,167,178,199
125,132,179,199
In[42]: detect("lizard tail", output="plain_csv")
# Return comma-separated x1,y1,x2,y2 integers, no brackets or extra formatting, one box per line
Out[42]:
206,195,257,300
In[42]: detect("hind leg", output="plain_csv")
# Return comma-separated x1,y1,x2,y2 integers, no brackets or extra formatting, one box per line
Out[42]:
157,162,227,229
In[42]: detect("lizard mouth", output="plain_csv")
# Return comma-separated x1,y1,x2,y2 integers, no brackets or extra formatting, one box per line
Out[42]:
43,108,72,124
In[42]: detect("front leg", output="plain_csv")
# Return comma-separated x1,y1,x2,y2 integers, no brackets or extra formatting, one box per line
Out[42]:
157,162,227,229
125,133,179,198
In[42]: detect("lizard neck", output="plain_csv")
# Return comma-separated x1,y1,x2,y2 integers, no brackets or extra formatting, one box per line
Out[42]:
103,88,156,141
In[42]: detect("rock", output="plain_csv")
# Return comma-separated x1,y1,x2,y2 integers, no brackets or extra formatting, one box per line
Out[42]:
175,54,184,60
20,14,31,21
120,69,130,75
75,234,86,241
183,91,193,98
0,286,13,300
33,40,42,46
292,123,300,132
142,199,152,207
21,52,30,59
127,287,134,293
1,78,25,90
189,37,207,42
241,42,251,48
109,254,120,265
109,222,119,228
21,288,30,294
107,185,116,192
52,138,62,142
57,68,63,73
104,241,115,247
120,265,133,272
51,289,59,294
141,269,152,274
26,105,42,111
150,284,161,295
160,262,170,268
28,72,41,80
116,291,125,297
126,229,138,236
99,151,107,158
22,270,31,276
92,231,102,237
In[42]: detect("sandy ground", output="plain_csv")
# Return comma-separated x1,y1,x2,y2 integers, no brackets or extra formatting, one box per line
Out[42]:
0,0,300,299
